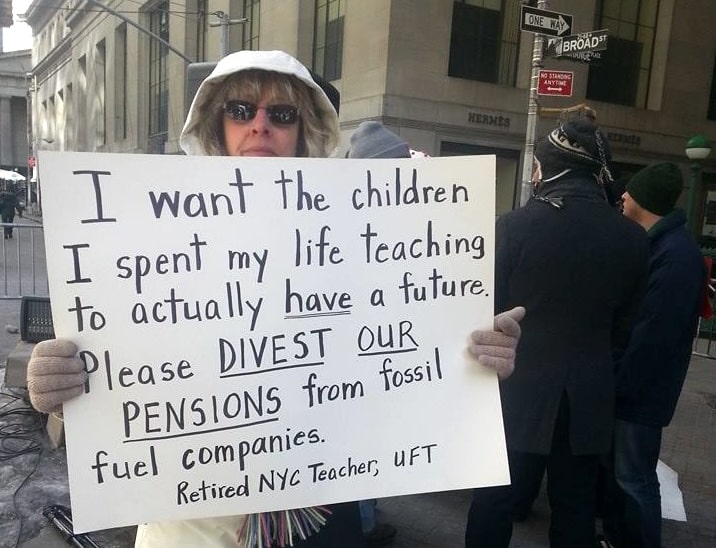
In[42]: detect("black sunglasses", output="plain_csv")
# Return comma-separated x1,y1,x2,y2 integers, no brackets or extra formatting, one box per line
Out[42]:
223,100,300,126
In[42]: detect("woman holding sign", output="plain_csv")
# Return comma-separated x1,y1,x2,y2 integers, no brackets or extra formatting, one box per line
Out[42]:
27,50,523,548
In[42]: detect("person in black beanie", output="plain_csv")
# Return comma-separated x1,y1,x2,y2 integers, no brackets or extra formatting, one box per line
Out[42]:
465,118,649,548
530,118,617,204
599,162,706,548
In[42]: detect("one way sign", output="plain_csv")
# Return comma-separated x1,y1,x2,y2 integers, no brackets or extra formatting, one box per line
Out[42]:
520,5,573,37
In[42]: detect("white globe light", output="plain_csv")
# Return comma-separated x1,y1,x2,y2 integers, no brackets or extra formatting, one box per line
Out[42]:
685,135,712,160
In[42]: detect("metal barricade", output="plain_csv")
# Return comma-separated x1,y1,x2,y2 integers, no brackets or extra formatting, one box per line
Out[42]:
0,221,49,300
692,258,716,359
693,317,716,359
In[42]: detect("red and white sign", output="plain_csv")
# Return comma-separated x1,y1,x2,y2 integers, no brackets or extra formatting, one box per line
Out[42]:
28,156,36,168
537,69,573,96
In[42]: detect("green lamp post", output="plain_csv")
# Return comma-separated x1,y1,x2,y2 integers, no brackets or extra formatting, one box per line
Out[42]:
685,135,712,236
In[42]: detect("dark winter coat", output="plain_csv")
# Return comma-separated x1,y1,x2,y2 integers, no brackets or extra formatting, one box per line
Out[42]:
495,175,649,455
0,192,23,219
615,209,704,427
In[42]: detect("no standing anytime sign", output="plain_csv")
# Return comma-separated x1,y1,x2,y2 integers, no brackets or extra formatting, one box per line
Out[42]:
537,70,574,97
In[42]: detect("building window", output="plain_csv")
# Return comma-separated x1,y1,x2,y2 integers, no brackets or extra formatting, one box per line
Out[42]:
242,0,260,50
708,57,716,121
148,2,169,152
48,96,56,146
95,39,106,147
313,0,344,81
56,89,65,150
448,0,520,85
40,100,48,143
114,23,127,141
586,0,659,107
77,55,87,151
65,84,73,147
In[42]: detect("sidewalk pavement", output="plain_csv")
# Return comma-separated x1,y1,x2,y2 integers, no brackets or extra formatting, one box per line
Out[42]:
1,306,714,547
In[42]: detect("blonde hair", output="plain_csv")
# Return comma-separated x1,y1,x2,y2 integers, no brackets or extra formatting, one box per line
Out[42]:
193,70,338,157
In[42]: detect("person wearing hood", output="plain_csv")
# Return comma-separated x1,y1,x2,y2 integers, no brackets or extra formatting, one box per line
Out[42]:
29,49,359,548
465,119,649,548
180,50,339,158
599,163,705,548
26,52,524,548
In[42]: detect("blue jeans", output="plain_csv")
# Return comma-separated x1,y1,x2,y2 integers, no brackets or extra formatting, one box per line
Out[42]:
604,419,663,548
359,499,377,533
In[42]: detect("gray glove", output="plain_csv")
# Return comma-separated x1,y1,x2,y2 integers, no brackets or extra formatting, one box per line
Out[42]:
468,306,526,380
26,339,87,414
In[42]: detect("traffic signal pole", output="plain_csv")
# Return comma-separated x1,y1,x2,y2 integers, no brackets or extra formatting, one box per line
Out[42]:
86,0,193,63
209,11,248,57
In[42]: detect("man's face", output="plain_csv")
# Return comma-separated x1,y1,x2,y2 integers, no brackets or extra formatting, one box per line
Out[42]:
531,159,542,184
621,191,640,220
222,92,300,158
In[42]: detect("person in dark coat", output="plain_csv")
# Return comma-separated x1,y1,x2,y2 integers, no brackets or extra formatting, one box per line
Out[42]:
0,190,24,239
600,162,705,548
465,119,649,548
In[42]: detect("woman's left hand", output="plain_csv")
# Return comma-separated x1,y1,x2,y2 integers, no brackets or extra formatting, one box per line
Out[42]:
467,306,526,380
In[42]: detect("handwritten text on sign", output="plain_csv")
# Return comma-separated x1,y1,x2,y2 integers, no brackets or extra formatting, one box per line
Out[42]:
39,152,508,533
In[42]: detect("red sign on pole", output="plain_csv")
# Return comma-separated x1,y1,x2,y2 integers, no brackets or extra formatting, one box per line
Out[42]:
28,156,36,168
537,70,574,96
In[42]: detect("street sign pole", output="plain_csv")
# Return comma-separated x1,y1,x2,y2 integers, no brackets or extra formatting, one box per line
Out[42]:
520,0,548,207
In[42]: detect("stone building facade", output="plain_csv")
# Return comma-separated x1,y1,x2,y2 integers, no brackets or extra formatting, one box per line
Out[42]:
0,48,31,181
23,0,716,235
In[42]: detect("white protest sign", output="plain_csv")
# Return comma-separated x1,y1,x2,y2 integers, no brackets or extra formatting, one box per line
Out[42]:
39,151,507,533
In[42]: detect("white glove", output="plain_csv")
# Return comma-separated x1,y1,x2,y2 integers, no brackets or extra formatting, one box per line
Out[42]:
26,339,87,414
468,306,526,380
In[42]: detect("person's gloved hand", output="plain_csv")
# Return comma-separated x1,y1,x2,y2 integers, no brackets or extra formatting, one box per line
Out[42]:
468,306,526,380
26,339,87,414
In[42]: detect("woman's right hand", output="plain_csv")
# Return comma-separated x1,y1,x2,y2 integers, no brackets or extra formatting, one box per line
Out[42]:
26,340,87,414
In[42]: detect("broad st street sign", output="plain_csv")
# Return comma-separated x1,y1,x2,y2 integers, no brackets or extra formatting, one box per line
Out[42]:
537,70,574,97
558,29,609,55
520,5,573,37
544,30,609,63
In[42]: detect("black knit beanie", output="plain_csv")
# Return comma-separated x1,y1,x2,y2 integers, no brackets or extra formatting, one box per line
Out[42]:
626,162,683,216
534,118,612,181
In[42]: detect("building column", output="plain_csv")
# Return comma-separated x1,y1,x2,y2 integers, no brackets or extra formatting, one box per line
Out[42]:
0,96,12,166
